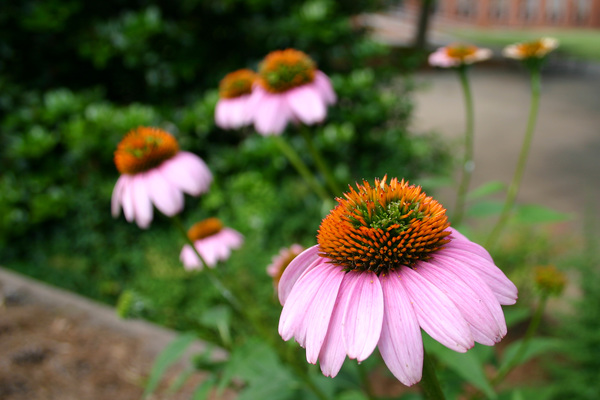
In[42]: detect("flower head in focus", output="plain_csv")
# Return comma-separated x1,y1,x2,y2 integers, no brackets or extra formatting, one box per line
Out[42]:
112,127,212,228
503,37,559,60
180,218,244,270
429,43,492,68
278,177,517,386
267,244,305,290
215,69,258,130
248,49,336,135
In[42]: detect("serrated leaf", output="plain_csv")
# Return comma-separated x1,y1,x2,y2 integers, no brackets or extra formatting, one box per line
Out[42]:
467,181,506,200
513,204,571,224
467,200,505,218
499,337,561,370
144,332,197,398
424,335,497,399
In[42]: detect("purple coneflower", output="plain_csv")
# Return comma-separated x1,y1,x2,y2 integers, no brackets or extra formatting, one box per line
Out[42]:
215,69,257,130
112,127,212,228
267,244,305,290
248,49,336,135
503,37,558,60
429,43,492,68
180,218,243,270
278,177,517,386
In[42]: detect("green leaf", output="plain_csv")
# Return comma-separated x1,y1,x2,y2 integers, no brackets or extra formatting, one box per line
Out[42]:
336,390,370,400
467,181,506,200
167,366,195,394
191,376,216,400
513,204,571,224
499,337,562,370
424,335,497,399
466,200,505,218
218,338,298,400
144,332,197,398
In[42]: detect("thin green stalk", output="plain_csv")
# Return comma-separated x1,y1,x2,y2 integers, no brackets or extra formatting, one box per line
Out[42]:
452,66,475,227
357,362,376,400
420,350,446,400
272,135,331,202
491,294,548,386
299,126,343,196
486,68,541,248
172,216,242,312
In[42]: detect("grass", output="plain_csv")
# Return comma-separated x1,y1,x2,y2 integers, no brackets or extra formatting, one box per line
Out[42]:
447,28,600,62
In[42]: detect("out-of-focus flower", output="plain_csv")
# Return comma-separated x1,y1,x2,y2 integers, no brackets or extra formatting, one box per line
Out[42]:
112,127,212,228
267,244,305,290
278,177,517,386
429,43,492,68
180,218,243,270
534,265,567,297
215,69,258,130
248,49,336,135
503,37,559,60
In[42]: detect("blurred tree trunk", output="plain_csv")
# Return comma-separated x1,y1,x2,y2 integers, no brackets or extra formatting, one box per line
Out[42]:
413,0,435,50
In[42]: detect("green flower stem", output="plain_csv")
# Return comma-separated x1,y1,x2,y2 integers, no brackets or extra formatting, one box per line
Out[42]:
452,66,475,227
491,294,548,386
299,126,343,197
420,350,446,400
272,135,331,202
486,68,541,248
172,215,243,313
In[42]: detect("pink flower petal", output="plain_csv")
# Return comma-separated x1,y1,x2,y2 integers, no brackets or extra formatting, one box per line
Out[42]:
286,85,326,125
145,169,184,216
313,71,337,104
111,175,126,218
402,267,474,352
131,174,153,229
215,96,251,130
180,244,201,270
318,276,352,377
251,88,291,135
305,268,346,364
341,271,384,362
378,272,423,386
279,262,337,343
447,227,494,262
120,175,135,222
416,260,504,345
436,248,518,305
160,152,212,197
278,245,321,305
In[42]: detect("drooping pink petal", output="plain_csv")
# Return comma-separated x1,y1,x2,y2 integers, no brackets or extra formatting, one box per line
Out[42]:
402,266,474,352
251,88,292,135
378,272,423,386
436,249,518,305
447,228,494,262
313,71,337,104
433,255,507,338
286,85,326,125
120,175,135,222
416,260,503,345
305,267,346,364
111,175,127,218
131,174,153,229
215,96,251,130
428,50,458,68
180,244,201,270
278,245,321,305
145,169,184,216
341,271,384,362
318,276,352,377
160,152,212,197
279,262,337,343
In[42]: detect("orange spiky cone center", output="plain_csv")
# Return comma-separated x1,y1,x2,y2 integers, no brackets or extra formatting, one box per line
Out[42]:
188,218,223,241
446,45,478,60
114,127,179,175
317,177,451,274
258,49,316,93
516,40,547,57
219,69,257,99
